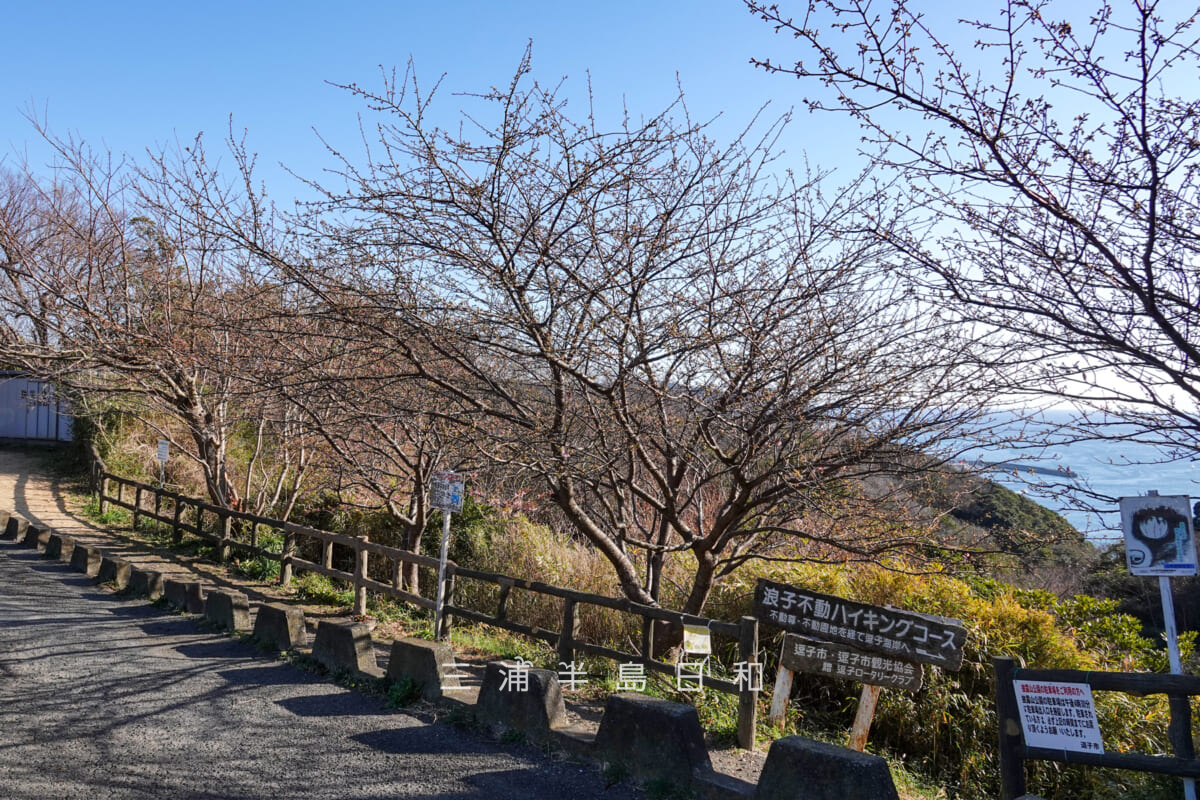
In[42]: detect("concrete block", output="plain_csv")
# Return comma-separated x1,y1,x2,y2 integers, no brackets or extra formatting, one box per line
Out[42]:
184,582,206,614
2,514,26,541
312,621,377,674
163,578,205,613
96,557,132,589
20,524,48,549
386,637,460,701
204,589,250,632
754,736,899,800
69,545,102,576
0,510,10,536
594,693,711,786
127,568,164,600
252,603,308,651
45,533,75,561
476,660,566,738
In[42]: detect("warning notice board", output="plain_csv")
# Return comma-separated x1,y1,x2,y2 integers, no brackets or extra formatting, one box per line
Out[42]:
1014,680,1104,754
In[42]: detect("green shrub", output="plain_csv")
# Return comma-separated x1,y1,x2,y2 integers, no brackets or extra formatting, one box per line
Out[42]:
710,562,1185,800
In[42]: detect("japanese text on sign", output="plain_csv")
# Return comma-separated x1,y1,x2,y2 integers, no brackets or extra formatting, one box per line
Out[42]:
780,633,924,692
430,470,465,513
754,578,966,670
1014,680,1104,754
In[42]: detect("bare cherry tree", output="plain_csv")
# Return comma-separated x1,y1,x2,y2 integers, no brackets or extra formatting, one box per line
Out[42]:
748,0,1200,486
290,52,996,614
0,126,309,513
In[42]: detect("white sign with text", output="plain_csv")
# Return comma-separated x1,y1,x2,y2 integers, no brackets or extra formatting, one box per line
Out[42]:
1014,680,1104,754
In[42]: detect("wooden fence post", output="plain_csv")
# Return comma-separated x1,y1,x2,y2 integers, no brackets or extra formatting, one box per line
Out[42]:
737,615,759,751
1169,693,1197,762
496,582,512,622
172,498,183,544
641,614,656,661
994,657,1026,800
133,486,142,530
219,511,232,562
280,530,295,587
353,537,368,617
438,569,455,640
557,598,580,668
323,539,334,570
99,474,110,515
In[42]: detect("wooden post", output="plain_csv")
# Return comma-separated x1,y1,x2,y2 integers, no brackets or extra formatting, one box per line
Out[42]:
392,557,402,589
322,540,334,570
496,583,512,621
219,511,232,562
1169,693,1197,786
133,486,142,529
557,598,581,668
353,537,368,617
99,475,110,515
994,657,1027,800
153,489,161,526
847,684,883,752
279,530,295,586
172,498,183,544
438,570,455,640
768,641,794,727
641,613,656,660
737,615,759,751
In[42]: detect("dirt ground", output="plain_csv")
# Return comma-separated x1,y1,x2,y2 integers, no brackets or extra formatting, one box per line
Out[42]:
0,443,769,786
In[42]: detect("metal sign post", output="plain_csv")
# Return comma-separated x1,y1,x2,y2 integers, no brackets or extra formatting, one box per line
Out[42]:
431,470,465,642
1121,491,1197,800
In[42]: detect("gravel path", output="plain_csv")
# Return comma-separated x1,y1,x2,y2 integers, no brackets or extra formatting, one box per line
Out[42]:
0,446,649,799
0,537,643,799
0,444,770,794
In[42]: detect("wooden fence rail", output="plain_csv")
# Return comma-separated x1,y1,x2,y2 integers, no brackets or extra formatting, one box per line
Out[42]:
90,458,760,748
995,656,1200,798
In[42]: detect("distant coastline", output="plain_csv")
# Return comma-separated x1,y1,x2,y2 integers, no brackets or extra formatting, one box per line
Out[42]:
959,410,1198,542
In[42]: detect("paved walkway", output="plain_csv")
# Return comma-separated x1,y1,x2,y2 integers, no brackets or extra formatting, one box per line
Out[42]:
0,445,769,790
0,536,642,799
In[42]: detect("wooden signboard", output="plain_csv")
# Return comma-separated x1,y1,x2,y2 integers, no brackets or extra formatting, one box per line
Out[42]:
781,634,923,692
754,578,967,671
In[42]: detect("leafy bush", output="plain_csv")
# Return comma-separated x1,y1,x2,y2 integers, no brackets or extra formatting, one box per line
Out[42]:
710,562,1188,800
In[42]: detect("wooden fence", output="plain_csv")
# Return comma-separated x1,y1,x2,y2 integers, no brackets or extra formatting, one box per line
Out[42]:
90,459,760,748
994,656,1200,799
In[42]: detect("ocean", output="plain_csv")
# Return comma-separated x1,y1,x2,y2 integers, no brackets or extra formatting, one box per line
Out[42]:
953,410,1199,547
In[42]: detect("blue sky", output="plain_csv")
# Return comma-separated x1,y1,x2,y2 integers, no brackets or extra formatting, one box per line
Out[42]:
2,1,863,202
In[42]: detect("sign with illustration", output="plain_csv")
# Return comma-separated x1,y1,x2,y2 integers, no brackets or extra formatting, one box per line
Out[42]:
1014,680,1104,754
754,578,966,670
1120,494,1197,576
780,633,923,691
